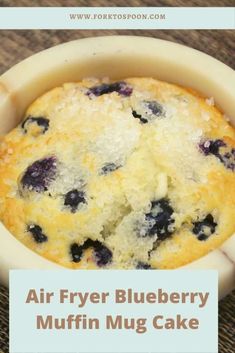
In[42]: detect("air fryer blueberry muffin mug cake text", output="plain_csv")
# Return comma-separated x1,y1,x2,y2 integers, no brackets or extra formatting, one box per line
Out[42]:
0,77,235,270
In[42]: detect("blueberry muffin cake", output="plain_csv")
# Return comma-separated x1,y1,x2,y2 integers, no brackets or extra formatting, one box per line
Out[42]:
0,77,235,270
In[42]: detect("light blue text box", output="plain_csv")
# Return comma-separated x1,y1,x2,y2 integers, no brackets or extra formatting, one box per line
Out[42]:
0,7,234,29
10,270,218,353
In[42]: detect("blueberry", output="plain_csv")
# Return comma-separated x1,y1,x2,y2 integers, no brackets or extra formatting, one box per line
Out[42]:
199,139,235,171
87,81,132,97
70,239,112,266
145,101,164,117
220,148,235,170
83,239,112,266
64,189,86,212
21,156,57,192
27,224,48,243
199,139,226,156
100,163,121,175
21,116,49,134
132,100,165,124
141,199,175,240
192,214,217,241
132,110,148,124
136,262,152,269
70,243,83,263
82,239,101,249
94,243,113,266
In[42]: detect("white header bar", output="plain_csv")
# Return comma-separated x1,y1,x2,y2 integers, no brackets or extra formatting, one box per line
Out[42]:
0,7,234,29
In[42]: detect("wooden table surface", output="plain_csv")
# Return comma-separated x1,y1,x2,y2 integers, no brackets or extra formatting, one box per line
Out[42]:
0,1,234,353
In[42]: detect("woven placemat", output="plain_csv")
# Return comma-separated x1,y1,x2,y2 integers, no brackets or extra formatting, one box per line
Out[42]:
0,1,234,353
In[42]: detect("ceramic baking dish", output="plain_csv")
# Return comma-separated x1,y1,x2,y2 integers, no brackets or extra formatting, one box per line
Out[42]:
0,36,234,298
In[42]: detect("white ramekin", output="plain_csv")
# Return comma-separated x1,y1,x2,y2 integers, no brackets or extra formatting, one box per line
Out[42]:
0,36,234,298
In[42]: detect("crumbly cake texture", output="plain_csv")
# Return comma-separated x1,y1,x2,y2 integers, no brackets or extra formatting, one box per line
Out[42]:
0,77,235,270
